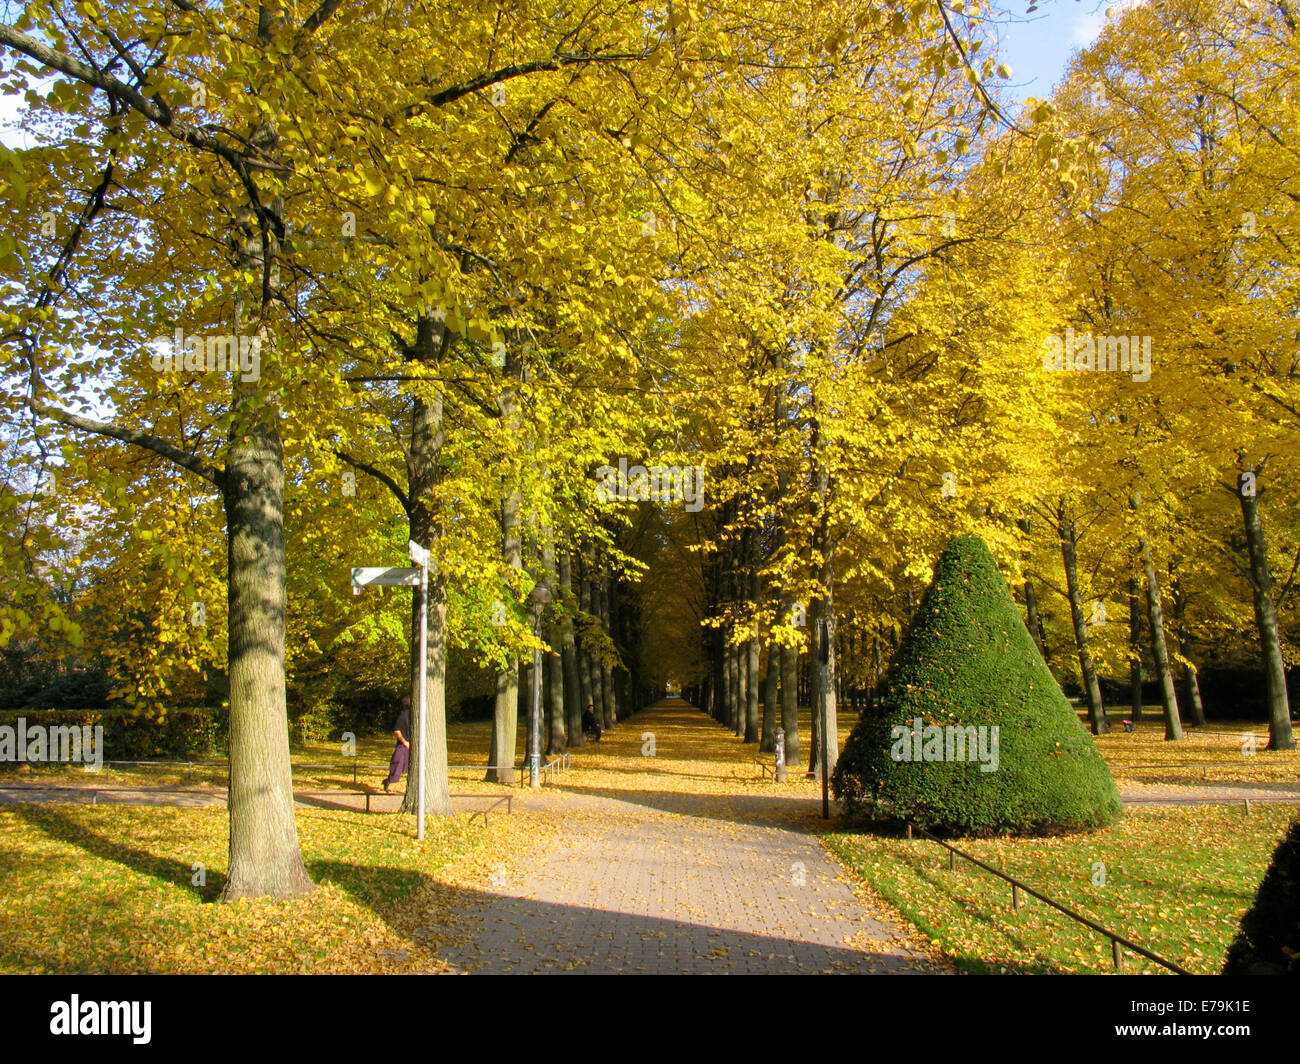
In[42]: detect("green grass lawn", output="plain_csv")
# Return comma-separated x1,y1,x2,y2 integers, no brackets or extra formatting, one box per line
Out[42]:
0,716,536,792
824,804,1293,974
0,801,490,973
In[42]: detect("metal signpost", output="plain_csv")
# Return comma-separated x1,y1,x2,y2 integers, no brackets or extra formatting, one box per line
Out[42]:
351,540,431,840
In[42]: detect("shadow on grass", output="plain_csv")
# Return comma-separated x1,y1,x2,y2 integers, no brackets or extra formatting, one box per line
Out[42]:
309,857,430,910
10,802,227,901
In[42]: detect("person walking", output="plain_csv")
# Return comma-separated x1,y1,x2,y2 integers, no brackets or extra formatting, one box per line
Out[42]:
383,696,412,794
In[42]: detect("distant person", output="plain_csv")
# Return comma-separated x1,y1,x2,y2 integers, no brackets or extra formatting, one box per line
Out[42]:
582,702,601,742
383,696,411,794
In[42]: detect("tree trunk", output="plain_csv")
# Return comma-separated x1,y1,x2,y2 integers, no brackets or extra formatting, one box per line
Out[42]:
1136,523,1183,741
1017,518,1048,663
1024,578,1048,662
219,423,314,901
872,632,883,708
576,559,598,722
1239,472,1295,750
487,353,523,783
365,312,453,822
1058,509,1107,734
545,618,566,754
541,536,566,754
744,632,760,743
711,619,726,724
1169,571,1205,728
781,643,799,763
1128,572,1144,721
487,670,517,784
734,636,747,737
721,623,734,730
597,577,617,729
581,555,608,727
742,531,760,742
808,585,840,780
808,656,820,778
558,553,584,746
760,643,779,752
399,386,453,818
399,569,453,817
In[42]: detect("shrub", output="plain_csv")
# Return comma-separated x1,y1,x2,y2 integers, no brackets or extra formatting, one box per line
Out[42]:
0,706,224,762
832,533,1122,835
1222,817,1300,974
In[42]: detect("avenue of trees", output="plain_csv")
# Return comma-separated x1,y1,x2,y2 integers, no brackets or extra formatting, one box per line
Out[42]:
2,0,1298,897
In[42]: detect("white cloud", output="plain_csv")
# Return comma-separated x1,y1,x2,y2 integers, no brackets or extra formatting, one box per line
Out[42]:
1069,11,1108,47
1072,0,1148,46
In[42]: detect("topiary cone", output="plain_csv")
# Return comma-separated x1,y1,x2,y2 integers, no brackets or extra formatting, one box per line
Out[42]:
832,533,1122,835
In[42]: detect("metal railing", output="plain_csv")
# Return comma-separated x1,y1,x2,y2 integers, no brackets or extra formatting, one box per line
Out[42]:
450,793,513,826
14,756,545,786
1110,760,1299,779
518,751,573,787
0,780,515,823
0,782,222,806
1122,795,1300,813
905,822,1190,975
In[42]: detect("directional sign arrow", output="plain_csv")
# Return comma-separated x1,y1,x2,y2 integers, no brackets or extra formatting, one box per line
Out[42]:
408,540,430,567
351,566,421,587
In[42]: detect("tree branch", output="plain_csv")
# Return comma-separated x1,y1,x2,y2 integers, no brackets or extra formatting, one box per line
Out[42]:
334,449,410,512
27,396,225,487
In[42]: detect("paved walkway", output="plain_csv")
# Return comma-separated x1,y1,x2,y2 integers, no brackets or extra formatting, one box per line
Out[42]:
436,700,941,974
5,700,1296,974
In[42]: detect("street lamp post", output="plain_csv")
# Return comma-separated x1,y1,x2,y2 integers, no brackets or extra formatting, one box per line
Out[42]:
527,585,553,790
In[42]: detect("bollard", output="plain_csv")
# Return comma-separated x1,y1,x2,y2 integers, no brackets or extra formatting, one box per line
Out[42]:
775,727,787,783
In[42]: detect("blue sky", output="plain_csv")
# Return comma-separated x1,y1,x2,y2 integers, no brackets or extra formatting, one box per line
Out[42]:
992,0,1116,101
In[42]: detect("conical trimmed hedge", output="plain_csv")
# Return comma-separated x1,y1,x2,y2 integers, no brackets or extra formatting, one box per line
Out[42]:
832,533,1122,835
1222,818,1300,974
